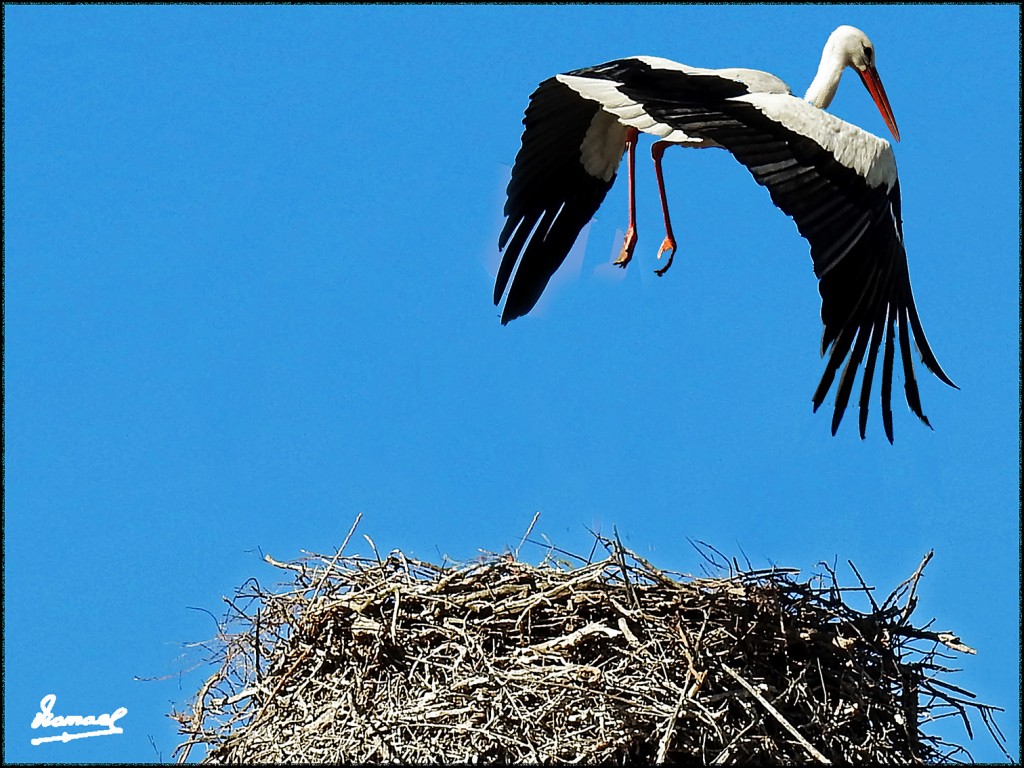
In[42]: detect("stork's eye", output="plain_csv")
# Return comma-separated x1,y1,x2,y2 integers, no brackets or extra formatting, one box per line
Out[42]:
863,45,874,61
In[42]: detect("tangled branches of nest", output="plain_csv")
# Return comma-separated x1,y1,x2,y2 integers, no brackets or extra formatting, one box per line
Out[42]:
173,521,1007,764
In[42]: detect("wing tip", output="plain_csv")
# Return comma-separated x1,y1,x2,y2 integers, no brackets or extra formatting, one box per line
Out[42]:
498,304,517,326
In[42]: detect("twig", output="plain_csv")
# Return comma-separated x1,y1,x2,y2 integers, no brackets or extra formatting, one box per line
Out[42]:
722,664,831,765
515,511,541,560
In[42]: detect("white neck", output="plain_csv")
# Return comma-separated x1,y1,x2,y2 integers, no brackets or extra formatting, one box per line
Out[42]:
803,48,844,109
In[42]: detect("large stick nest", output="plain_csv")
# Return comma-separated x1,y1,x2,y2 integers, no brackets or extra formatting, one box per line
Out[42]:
173,522,1007,764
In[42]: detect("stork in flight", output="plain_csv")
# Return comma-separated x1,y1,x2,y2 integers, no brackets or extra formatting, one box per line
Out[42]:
492,25,956,443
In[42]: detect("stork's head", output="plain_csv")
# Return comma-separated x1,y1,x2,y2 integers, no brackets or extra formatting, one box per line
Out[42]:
829,25,901,142
828,25,876,72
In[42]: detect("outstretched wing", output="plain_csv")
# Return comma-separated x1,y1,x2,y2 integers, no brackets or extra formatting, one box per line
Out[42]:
495,74,630,324
557,59,956,442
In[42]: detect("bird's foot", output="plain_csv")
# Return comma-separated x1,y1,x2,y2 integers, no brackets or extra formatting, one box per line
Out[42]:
614,227,638,268
654,236,676,277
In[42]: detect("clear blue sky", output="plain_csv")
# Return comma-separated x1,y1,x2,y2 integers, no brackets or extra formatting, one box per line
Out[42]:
4,5,1019,763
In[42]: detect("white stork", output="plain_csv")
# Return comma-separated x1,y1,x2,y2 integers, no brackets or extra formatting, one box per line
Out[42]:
492,25,956,443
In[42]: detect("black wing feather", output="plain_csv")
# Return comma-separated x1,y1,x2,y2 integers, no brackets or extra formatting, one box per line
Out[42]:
858,313,886,439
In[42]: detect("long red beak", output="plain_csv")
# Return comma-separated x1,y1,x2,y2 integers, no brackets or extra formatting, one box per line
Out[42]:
858,65,900,142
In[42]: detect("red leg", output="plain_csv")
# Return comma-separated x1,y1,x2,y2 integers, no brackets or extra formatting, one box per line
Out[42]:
652,140,678,277
613,127,640,268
